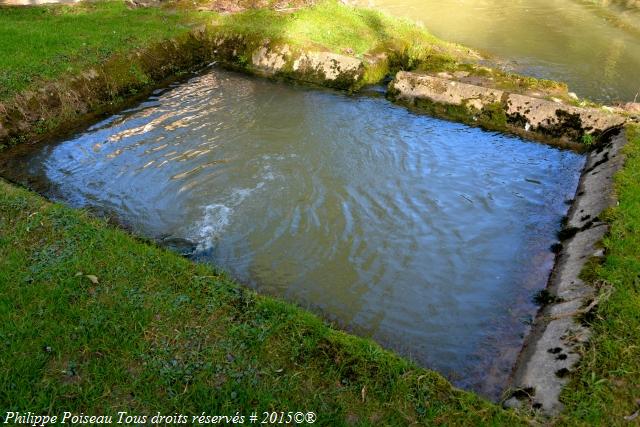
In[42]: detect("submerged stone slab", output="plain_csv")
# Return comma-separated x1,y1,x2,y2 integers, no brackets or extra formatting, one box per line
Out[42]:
504,130,627,415
389,71,626,144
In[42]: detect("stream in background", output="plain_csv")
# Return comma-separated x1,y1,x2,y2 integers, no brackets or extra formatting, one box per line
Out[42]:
0,69,585,397
357,0,640,103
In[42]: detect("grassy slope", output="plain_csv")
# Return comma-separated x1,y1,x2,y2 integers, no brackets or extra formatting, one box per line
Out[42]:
0,1,474,103
559,124,640,425
0,179,523,425
0,2,206,100
216,1,462,57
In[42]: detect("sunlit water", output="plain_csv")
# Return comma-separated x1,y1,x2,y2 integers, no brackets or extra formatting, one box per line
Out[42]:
357,0,640,103
0,69,585,397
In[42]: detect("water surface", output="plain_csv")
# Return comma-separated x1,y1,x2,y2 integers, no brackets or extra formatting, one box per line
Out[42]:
357,0,640,103
0,69,585,397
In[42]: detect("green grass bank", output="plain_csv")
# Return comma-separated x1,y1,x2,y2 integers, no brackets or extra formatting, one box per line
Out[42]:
0,1,205,101
558,124,640,425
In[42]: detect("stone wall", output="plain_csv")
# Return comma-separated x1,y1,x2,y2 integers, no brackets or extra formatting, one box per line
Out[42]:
388,71,626,146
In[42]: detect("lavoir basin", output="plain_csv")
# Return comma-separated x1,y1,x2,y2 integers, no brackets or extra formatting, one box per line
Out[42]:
0,69,585,398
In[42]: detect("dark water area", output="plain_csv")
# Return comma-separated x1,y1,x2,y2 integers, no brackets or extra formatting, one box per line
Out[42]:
0,69,585,398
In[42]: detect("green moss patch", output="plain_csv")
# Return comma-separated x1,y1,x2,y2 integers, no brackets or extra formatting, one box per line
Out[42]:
216,1,470,59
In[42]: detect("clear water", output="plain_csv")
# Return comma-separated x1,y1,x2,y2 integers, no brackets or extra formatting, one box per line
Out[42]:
357,0,640,103
0,69,585,397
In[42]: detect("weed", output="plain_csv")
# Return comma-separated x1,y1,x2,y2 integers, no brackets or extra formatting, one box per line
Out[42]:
581,133,595,146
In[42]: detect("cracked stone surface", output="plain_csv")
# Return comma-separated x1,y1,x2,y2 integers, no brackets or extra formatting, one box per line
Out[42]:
251,45,290,75
292,52,364,82
392,71,504,110
390,71,625,143
505,93,626,135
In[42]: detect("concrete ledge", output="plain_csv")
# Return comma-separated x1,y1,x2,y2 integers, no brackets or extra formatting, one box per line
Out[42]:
389,71,626,146
292,51,364,85
504,130,627,414
390,72,504,109
506,93,626,140
249,43,365,88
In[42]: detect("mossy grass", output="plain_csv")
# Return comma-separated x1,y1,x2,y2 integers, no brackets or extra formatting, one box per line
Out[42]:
0,179,526,424
215,0,469,59
558,124,640,424
0,1,210,101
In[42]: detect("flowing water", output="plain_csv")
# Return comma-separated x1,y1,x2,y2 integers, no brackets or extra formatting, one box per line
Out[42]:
0,69,585,397
357,0,640,103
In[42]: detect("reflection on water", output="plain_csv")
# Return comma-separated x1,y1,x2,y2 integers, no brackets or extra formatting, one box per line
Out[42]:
357,0,640,102
0,69,585,397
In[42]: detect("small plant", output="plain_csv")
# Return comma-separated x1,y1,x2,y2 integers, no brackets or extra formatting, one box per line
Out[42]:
237,54,249,67
581,133,595,146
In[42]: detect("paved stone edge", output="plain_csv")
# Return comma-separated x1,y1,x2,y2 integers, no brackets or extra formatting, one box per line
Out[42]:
503,129,627,414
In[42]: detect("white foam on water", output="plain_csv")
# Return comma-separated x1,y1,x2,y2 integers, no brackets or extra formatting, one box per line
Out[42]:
196,204,233,250
194,166,275,250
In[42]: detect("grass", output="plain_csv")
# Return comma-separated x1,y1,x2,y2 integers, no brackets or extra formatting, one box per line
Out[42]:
558,124,640,425
0,179,525,425
216,0,463,58
0,1,207,100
